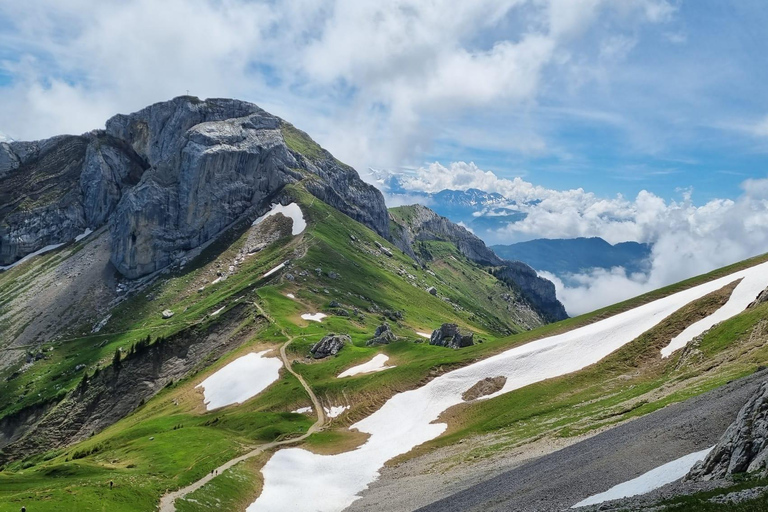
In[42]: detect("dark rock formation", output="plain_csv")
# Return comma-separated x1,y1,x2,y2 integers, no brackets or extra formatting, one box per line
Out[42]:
688,380,768,480
0,96,389,278
462,376,507,401
430,323,474,349
366,323,397,346
310,334,350,359
389,204,567,322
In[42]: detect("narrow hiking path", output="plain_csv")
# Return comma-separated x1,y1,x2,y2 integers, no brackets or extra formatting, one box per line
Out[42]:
158,303,325,512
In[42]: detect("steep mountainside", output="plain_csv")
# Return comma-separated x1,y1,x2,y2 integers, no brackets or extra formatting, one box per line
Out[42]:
389,204,567,322
492,237,652,277
0,97,388,278
5,97,768,512
0,97,566,480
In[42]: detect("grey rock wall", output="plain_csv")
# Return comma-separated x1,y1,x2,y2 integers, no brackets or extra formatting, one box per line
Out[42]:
0,96,390,278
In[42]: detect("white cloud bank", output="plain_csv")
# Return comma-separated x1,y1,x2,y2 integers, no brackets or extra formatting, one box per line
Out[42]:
395,161,768,315
0,0,677,170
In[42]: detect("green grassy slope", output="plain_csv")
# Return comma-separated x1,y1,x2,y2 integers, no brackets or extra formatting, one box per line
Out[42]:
2,182,768,510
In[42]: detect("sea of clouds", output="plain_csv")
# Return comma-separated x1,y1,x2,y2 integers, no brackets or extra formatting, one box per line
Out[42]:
392,161,768,315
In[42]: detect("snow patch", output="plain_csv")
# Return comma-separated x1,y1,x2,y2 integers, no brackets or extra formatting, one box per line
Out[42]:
301,313,327,323
573,447,714,508
337,354,394,379
196,351,282,411
286,293,296,299
416,332,431,339
75,228,93,242
0,243,65,271
264,261,288,278
253,203,306,235
251,261,768,512
338,354,394,378
211,306,226,316
293,407,313,414
661,275,768,357
325,406,349,418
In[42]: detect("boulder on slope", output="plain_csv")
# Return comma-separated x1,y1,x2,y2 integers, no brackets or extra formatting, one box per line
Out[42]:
310,334,350,359
429,323,474,349
366,323,398,346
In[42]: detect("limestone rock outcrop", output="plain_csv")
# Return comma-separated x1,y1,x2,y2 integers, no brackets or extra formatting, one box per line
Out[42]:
429,323,474,349
310,334,350,359
0,96,389,278
688,380,768,480
366,323,397,346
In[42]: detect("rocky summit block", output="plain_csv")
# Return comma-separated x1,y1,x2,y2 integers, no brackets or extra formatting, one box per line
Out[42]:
0,96,389,279
310,333,350,359
429,323,474,349
366,323,398,346
688,379,768,480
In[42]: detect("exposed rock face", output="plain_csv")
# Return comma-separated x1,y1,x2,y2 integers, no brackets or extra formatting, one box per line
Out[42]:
688,380,768,481
390,204,567,322
310,334,350,359
430,323,474,349
462,376,507,401
493,263,567,322
0,96,389,278
0,134,147,265
366,323,397,346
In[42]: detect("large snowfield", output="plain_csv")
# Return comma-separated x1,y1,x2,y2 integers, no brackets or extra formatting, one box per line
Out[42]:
252,203,306,235
248,261,768,512
196,351,283,411
573,447,714,507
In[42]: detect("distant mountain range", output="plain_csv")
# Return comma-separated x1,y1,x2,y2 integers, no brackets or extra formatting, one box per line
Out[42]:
492,237,652,276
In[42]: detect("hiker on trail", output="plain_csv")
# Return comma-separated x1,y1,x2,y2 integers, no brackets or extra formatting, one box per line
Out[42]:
110,480,114,490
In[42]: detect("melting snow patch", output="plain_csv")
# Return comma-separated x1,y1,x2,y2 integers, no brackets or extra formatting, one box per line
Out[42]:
74,228,93,242
572,447,714,508
301,313,327,323
293,407,313,414
196,351,283,411
661,276,768,357
0,243,65,271
264,261,288,278
286,293,296,299
250,261,768,512
325,406,349,418
211,306,226,316
253,203,307,235
416,332,431,339
338,354,394,378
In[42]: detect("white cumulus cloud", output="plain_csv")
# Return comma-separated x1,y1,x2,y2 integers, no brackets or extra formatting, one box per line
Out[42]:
394,161,768,315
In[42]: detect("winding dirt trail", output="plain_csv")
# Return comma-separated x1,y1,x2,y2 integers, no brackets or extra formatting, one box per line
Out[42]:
157,307,324,512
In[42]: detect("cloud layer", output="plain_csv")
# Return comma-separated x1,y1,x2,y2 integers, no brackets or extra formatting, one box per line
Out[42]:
0,0,679,171
391,161,768,315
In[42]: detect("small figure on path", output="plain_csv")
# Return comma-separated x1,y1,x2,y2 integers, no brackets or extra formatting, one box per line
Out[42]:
109,480,114,490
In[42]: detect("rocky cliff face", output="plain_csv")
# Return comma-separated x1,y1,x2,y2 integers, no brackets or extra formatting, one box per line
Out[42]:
390,204,567,321
688,379,768,480
0,96,389,278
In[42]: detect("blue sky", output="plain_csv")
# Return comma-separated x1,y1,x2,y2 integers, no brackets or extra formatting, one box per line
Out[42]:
0,1,766,205
2,0,768,311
